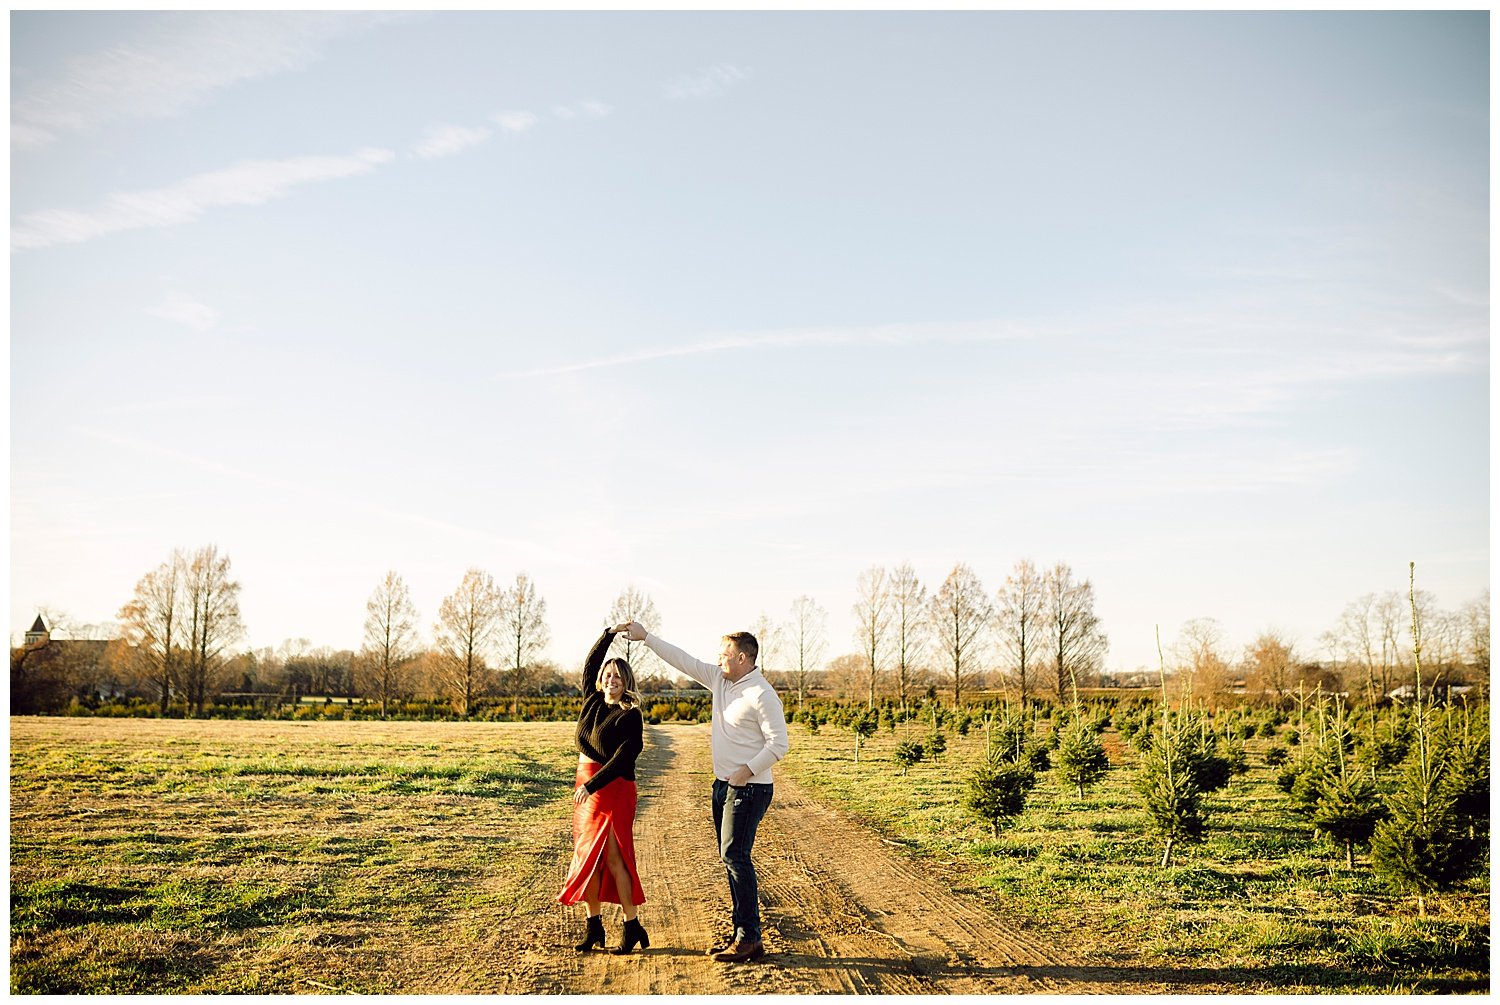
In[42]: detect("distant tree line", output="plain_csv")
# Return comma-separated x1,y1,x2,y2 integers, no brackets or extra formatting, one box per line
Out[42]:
12,550,1489,716
10,551,693,717
771,562,1486,711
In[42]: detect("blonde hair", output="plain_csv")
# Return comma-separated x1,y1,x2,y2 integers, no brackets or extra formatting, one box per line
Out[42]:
599,657,641,709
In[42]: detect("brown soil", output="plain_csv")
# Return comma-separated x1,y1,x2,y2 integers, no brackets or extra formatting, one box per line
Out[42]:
421,725,1238,994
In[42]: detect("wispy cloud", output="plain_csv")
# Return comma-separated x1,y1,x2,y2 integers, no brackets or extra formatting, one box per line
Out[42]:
663,63,749,101
552,99,612,120
147,293,219,332
12,12,398,150
411,124,491,159
496,320,1039,379
12,147,393,251
493,111,539,133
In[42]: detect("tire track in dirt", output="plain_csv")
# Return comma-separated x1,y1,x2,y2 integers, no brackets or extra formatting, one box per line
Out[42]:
435,725,1223,994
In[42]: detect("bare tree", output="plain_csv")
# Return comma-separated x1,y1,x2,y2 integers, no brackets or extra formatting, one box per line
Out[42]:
180,545,244,715
1242,630,1296,705
995,558,1046,704
1458,589,1490,682
750,612,784,676
825,653,866,700
785,595,827,711
1174,617,1231,705
284,647,355,696
117,549,188,712
1043,563,1107,703
406,649,445,702
608,585,664,679
928,562,991,706
1325,592,1405,705
362,570,419,719
1371,592,1407,697
1404,589,1457,690
853,565,892,708
497,572,550,695
434,568,502,718
888,562,928,714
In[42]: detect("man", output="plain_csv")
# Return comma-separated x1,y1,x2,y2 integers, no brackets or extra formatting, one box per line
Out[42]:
618,620,789,963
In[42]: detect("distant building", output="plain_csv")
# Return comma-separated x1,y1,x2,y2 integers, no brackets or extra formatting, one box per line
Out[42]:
12,615,124,709
1388,683,1476,701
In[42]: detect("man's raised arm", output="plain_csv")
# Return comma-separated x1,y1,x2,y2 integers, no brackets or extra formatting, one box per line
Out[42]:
617,620,716,689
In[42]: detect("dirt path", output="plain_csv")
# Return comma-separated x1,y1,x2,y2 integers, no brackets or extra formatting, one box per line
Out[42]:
435,725,1233,994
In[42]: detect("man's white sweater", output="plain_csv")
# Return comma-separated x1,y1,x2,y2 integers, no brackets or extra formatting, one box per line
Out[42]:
644,633,789,784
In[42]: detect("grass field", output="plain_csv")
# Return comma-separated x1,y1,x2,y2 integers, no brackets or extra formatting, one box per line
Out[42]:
11,713,1489,994
777,712,1489,994
10,717,579,994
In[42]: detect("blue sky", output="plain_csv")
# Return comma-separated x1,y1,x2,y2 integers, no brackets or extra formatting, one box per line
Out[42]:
10,11,1489,674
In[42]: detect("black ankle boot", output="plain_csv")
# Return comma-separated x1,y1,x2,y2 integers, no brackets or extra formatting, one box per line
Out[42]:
612,917,649,954
575,914,605,951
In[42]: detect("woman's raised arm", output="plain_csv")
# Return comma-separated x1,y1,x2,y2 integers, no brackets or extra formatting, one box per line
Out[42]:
581,625,617,692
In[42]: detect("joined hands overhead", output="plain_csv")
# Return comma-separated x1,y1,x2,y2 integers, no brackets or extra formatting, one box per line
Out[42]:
611,621,647,641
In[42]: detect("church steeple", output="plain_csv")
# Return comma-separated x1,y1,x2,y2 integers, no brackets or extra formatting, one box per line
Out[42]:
25,615,48,648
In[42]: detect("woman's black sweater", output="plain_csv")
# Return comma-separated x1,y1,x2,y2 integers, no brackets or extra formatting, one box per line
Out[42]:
575,628,644,796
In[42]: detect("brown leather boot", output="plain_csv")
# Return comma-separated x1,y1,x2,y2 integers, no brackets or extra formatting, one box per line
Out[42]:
712,938,765,963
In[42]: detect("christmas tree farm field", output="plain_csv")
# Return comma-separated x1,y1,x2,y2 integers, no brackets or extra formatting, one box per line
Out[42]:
778,707,1488,994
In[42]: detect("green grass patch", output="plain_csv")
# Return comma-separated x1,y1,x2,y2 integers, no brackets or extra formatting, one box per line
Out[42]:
780,714,1489,994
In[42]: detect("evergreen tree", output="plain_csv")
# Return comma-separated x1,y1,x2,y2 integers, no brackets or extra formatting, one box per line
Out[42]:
990,708,1050,772
893,739,924,776
1433,703,1489,843
964,755,1036,837
1134,721,1205,868
1369,563,1486,915
1135,633,1215,868
1370,725,1482,915
926,726,947,761
1055,716,1110,798
846,707,878,764
1312,770,1386,868
1175,712,1232,794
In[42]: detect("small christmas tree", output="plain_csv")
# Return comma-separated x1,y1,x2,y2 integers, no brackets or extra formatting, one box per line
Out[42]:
893,739,924,776
1369,563,1486,915
964,755,1036,837
1135,721,1206,868
1055,716,1110,798
1312,770,1386,868
846,708,878,764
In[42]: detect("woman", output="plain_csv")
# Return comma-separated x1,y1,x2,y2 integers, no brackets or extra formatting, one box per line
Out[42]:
556,625,649,954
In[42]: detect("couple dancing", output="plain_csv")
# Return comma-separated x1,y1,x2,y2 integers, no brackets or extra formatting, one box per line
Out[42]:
556,619,789,963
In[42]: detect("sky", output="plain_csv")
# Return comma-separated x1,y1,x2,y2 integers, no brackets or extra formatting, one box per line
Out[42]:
9,11,1490,677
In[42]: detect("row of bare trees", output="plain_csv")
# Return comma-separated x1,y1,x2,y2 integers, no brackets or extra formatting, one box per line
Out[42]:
1168,587,1490,707
887,560,1107,707
746,560,1108,711
362,568,551,718
1323,589,1490,701
359,573,692,718
116,545,243,714
19,551,1489,716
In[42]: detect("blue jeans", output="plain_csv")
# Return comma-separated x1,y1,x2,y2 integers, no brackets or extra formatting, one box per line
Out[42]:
711,779,773,942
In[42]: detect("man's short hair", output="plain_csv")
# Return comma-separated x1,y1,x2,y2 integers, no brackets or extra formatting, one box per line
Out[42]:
723,631,759,664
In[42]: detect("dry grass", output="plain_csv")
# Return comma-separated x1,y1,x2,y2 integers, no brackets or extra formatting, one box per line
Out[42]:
10,716,579,993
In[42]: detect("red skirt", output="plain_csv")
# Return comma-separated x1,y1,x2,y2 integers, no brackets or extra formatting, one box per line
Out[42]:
556,760,646,906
